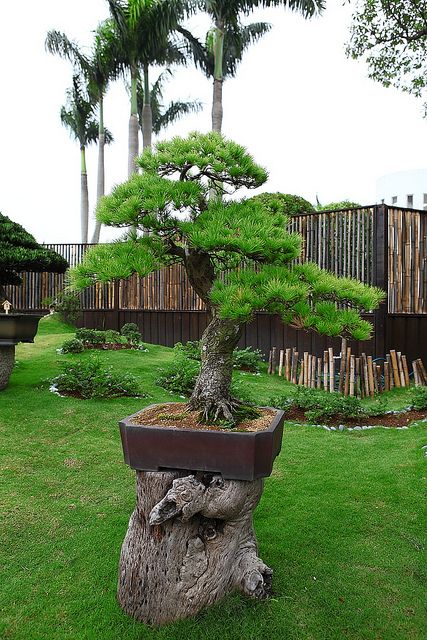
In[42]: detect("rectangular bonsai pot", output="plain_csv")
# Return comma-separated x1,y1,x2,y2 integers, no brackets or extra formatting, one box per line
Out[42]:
0,314,44,345
119,404,285,481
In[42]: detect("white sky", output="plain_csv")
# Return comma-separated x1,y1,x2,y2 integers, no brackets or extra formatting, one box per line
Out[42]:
1,0,426,243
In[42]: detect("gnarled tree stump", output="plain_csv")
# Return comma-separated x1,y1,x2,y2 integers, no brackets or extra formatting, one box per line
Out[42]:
118,470,272,626
0,346,15,390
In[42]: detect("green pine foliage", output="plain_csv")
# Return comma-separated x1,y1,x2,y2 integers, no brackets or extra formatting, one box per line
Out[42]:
0,212,68,286
316,200,362,211
247,192,315,216
69,131,385,343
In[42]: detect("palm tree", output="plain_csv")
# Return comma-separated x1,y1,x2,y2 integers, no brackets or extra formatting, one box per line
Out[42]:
104,0,190,174
180,0,325,132
136,69,202,140
60,75,113,242
46,27,118,242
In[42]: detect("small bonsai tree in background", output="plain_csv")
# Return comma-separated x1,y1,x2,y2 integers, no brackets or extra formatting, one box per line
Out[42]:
247,191,315,216
70,132,384,423
0,212,68,389
0,212,68,303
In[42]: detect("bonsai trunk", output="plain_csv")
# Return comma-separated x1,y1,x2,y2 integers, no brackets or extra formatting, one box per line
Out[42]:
0,346,15,390
189,314,243,421
118,470,272,626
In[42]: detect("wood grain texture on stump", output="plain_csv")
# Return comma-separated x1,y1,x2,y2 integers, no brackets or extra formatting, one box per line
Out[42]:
118,470,272,626
0,345,15,390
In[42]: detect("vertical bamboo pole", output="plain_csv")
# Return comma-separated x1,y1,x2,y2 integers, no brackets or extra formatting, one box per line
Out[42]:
344,347,351,396
303,352,309,387
271,347,277,375
386,354,394,388
376,365,382,393
317,358,322,389
285,348,292,381
311,355,316,388
384,361,390,391
417,359,427,385
298,361,304,386
278,350,284,377
349,355,355,397
323,351,329,390
413,361,421,387
390,350,401,387
338,338,347,394
355,357,361,397
362,353,370,397
307,354,312,388
329,348,334,393
401,355,410,387
367,356,375,396
267,350,273,375
291,350,298,385
397,352,405,387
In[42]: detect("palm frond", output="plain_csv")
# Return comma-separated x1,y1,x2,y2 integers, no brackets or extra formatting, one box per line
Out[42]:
176,25,211,77
153,100,203,134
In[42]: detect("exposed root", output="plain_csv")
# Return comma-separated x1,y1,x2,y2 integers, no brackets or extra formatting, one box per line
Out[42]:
188,395,244,424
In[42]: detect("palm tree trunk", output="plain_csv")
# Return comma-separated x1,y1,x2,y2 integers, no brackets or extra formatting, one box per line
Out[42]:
91,96,105,243
212,20,224,133
80,146,89,243
128,65,139,176
142,64,153,149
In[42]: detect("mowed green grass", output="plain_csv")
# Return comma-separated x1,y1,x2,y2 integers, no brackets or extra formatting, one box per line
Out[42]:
0,316,426,640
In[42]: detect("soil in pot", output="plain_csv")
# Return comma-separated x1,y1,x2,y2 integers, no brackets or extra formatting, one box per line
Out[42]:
129,402,276,432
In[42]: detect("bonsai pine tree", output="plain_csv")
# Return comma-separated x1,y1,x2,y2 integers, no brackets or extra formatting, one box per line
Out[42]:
70,132,385,421
0,212,68,390
0,212,68,303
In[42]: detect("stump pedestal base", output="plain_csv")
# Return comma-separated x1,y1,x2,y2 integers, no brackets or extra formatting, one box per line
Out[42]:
118,470,272,626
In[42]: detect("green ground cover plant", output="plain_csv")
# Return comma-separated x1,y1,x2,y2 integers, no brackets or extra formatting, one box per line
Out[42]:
1,315,426,640
411,387,427,410
270,387,392,423
52,357,141,399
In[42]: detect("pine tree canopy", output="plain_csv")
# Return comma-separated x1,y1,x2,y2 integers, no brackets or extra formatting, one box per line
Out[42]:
0,213,68,286
70,131,385,341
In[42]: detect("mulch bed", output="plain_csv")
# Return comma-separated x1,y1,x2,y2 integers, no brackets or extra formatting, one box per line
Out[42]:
130,402,276,432
284,406,427,428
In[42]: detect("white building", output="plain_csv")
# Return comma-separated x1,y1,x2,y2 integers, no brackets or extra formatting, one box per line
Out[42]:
376,169,427,210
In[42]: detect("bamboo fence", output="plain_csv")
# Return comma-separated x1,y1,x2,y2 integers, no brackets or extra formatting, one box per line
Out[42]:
267,339,427,396
4,205,427,314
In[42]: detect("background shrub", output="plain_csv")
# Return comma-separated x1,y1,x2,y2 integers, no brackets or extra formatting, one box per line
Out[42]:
60,338,84,354
104,330,123,344
156,352,200,396
316,200,361,211
174,341,263,372
232,347,263,372
247,192,315,216
121,323,142,345
174,341,201,361
52,357,141,399
411,387,427,410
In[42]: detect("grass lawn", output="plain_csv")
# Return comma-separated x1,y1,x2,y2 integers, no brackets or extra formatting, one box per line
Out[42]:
1,315,426,640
